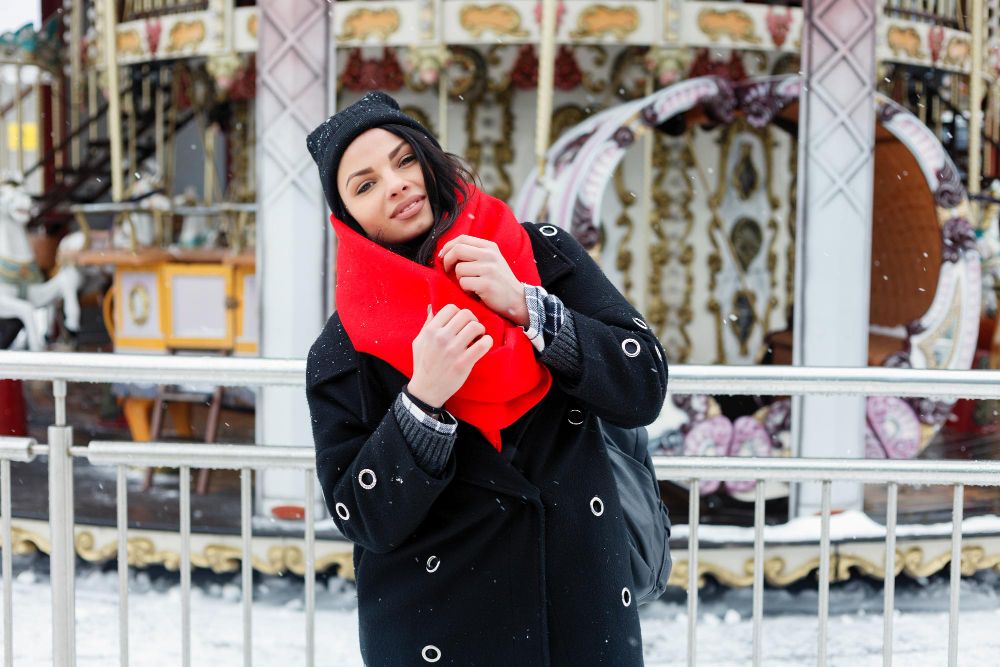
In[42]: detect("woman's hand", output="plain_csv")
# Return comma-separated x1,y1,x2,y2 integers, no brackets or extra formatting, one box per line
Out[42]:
408,304,494,408
438,235,529,327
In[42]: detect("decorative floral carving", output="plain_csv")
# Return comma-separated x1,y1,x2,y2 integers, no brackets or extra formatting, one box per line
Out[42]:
612,126,635,148
571,197,601,249
702,79,737,126
511,44,539,89
876,101,902,125
739,81,788,128
941,217,977,263
554,46,582,91
690,49,747,81
934,163,965,209
765,7,792,48
929,26,945,64
341,48,404,92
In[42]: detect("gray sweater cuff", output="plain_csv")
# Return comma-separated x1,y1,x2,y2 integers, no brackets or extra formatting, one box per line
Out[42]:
539,308,584,383
392,393,457,477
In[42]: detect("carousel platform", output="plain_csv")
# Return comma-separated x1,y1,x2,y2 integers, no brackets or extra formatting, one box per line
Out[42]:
5,377,1000,588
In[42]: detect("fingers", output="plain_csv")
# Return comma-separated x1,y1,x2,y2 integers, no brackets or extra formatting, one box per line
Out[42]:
437,234,493,260
454,319,487,349
464,334,493,362
441,244,489,273
440,308,478,337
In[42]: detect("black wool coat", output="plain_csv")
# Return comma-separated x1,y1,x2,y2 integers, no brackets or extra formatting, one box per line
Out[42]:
306,222,669,667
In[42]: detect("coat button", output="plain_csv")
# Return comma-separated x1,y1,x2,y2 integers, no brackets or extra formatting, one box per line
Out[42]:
622,587,632,606
335,502,350,521
590,496,604,516
621,338,641,358
567,408,584,425
540,224,558,237
426,555,440,573
632,317,649,330
358,468,377,489
422,645,441,662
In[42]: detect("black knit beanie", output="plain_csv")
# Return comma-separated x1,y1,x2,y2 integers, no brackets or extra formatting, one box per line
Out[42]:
306,91,440,216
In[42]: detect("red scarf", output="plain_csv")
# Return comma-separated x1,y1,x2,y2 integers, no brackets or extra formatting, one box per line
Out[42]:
331,185,552,451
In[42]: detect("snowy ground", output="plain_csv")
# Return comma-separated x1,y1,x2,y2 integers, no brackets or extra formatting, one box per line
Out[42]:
2,554,999,666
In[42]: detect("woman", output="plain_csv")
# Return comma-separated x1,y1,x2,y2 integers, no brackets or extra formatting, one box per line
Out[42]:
305,92,668,666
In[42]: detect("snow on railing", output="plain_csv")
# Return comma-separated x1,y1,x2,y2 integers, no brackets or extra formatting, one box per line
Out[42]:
3,352,1000,666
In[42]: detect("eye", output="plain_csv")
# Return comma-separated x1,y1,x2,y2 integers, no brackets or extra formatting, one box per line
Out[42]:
356,181,373,195
400,154,416,167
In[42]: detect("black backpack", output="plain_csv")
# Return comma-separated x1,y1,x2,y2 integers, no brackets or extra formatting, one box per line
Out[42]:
601,420,673,605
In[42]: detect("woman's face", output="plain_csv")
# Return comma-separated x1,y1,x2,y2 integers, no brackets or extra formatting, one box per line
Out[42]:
336,128,434,244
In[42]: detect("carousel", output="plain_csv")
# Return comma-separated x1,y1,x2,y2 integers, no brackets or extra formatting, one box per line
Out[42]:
2,0,1000,590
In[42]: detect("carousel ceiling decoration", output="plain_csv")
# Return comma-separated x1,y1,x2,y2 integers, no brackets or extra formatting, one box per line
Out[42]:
320,1,987,79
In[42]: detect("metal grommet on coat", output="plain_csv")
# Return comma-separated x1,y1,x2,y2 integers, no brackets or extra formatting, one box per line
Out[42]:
567,409,584,425
590,496,604,516
622,338,641,358
422,645,441,662
358,468,376,489
335,503,350,521
426,555,440,573
622,587,631,607
540,224,558,237
632,317,649,330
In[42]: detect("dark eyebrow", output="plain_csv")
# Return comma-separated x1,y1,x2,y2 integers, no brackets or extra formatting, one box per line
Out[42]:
388,140,407,160
345,167,373,188
345,141,409,189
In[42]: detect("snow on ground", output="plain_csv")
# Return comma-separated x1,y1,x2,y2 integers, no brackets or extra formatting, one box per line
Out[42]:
1,556,999,666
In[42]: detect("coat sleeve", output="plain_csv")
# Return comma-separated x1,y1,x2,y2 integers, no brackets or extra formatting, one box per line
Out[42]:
306,318,457,554
526,222,669,428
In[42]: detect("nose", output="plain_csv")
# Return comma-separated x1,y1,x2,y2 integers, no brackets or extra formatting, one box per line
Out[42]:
386,176,408,199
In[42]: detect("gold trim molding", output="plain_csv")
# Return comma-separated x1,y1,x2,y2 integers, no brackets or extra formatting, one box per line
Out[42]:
339,8,401,43
459,4,529,38
697,9,762,45
569,6,640,40
7,523,1000,591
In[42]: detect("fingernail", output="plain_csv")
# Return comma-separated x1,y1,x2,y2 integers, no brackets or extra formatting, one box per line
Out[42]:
427,304,432,316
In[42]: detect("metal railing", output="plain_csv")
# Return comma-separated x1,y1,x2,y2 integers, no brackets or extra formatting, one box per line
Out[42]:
2,351,1000,666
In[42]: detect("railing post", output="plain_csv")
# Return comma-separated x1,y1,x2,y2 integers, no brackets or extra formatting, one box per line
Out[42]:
48,423,76,667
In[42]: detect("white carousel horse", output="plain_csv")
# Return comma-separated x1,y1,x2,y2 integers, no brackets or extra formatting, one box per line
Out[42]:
113,165,172,249
0,178,82,351
175,186,219,249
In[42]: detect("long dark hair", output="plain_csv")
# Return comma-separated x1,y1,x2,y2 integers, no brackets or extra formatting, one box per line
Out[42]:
331,123,480,267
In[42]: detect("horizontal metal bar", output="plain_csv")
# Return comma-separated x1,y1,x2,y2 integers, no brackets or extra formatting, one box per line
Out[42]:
68,202,257,214
4,353,1000,400
0,437,37,462
665,364,1000,400
0,351,303,386
652,456,1000,486
84,442,315,470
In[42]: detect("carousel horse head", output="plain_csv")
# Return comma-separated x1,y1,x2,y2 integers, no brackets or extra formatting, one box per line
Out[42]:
0,176,33,227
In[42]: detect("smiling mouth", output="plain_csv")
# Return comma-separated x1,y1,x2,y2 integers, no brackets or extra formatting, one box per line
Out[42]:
392,196,426,219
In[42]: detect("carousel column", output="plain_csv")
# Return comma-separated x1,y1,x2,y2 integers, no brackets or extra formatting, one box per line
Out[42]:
790,0,877,518
256,0,334,517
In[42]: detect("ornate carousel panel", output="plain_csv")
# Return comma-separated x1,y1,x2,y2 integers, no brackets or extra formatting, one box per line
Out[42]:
521,74,982,507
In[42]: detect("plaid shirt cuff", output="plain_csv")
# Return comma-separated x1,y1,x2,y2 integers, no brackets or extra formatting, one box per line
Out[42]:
394,392,457,477
521,283,565,353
